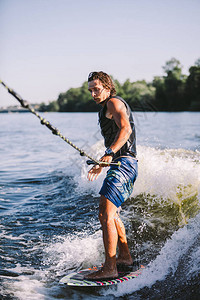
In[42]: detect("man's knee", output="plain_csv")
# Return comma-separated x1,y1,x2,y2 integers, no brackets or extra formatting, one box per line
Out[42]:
99,195,118,224
99,200,114,226
99,211,115,227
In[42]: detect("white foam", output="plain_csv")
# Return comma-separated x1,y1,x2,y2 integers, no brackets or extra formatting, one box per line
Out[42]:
3,276,45,300
134,146,200,202
1,232,104,299
43,231,104,276
105,212,200,297
77,144,200,207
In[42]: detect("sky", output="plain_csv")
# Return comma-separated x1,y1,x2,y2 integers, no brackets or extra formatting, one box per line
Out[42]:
0,0,200,107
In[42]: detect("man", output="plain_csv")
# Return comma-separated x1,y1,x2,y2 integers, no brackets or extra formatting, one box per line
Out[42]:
86,71,138,280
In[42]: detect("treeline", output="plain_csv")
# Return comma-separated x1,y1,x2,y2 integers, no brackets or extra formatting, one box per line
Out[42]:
39,58,200,112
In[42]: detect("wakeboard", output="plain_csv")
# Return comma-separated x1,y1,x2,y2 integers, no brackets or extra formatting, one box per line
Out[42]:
59,264,145,288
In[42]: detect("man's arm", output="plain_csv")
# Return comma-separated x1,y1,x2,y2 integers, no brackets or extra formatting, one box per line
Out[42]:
88,98,131,181
98,97,131,166
105,98,131,153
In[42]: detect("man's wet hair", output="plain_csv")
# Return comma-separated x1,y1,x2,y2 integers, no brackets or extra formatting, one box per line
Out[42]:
88,71,116,97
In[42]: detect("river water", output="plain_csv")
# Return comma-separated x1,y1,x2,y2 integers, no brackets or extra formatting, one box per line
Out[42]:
0,112,200,299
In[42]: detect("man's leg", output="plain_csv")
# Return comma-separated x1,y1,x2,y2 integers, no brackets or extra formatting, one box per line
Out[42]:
114,213,133,265
85,195,119,279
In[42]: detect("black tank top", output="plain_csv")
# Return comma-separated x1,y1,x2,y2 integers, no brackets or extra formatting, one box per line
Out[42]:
98,96,137,159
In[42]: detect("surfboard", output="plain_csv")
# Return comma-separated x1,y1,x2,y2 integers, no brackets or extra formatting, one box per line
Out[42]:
59,264,145,288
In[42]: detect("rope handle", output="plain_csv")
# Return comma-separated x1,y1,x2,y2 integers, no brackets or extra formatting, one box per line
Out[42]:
86,160,121,167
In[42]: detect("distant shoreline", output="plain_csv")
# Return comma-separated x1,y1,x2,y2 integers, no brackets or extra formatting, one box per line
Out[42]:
0,108,29,113
1,107,200,113
0,104,40,113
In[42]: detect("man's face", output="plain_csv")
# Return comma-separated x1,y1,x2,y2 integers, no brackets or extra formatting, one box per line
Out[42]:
88,79,110,105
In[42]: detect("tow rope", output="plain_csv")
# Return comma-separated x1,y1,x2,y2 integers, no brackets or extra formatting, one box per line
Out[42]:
0,80,120,167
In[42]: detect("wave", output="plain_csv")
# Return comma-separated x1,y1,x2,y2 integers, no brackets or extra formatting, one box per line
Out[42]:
79,143,200,223
1,143,199,299
107,212,200,298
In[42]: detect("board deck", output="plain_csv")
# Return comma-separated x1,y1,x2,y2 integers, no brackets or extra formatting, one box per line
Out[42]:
59,265,145,287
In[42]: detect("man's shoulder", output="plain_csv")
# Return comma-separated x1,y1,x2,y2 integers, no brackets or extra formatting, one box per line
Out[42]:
107,97,127,111
109,95,124,101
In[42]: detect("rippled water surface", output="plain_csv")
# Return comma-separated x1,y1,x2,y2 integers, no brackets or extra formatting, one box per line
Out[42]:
0,112,200,299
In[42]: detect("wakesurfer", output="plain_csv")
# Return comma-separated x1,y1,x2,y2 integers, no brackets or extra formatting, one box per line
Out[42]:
86,71,138,280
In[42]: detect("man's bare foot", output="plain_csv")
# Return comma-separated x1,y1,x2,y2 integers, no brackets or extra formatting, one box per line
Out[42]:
84,267,118,280
116,256,133,266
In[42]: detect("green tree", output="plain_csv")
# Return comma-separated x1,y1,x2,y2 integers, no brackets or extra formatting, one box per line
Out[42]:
185,58,200,111
57,87,81,112
117,80,155,111
152,76,165,110
79,81,97,111
162,58,186,110
57,82,98,112
47,101,59,111
38,102,48,112
114,79,130,100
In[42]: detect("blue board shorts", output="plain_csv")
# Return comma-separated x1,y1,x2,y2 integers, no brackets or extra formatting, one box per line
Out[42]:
99,156,138,208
